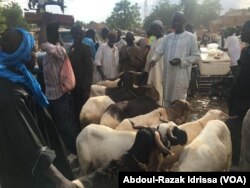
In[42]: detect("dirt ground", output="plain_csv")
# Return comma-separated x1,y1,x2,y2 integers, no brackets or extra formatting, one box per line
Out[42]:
187,93,228,121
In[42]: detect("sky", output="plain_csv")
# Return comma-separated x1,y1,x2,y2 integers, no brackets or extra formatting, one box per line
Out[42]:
1,0,249,23
2,0,154,22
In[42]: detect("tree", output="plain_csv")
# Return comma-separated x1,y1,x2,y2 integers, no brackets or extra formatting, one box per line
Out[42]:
180,0,199,25
143,0,179,30
106,0,141,30
74,20,86,28
0,0,7,32
0,9,6,32
143,0,222,30
2,2,30,29
199,0,222,28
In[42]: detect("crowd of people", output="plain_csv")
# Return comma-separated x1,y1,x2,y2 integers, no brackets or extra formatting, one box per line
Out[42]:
0,10,250,188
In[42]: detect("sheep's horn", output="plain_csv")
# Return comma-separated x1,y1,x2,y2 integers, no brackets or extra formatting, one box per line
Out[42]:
72,179,84,188
167,126,177,141
221,111,229,120
159,112,169,123
112,71,125,80
129,120,148,129
154,131,174,155
129,120,135,127
228,116,238,119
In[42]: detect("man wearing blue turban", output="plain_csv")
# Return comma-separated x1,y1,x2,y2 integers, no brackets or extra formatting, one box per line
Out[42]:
0,28,75,188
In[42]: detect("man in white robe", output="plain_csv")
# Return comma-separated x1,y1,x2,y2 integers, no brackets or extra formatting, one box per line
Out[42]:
145,20,165,105
150,11,200,107
93,32,119,83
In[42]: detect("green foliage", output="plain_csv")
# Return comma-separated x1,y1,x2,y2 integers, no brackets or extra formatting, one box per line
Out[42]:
0,6,7,32
143,0,179,30
199,0,222,27
106,0,141,30
143,0,222,30
180,0,199,25
2,2,30,30
224,26,237,38
75,20,86,28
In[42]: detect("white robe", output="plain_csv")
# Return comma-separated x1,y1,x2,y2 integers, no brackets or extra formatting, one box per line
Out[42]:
93,43,119,83
152,31,200,107
145,37,164,106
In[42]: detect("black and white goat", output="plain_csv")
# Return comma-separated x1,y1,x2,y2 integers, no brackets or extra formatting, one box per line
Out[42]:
73,125,183,188
76,122,187,175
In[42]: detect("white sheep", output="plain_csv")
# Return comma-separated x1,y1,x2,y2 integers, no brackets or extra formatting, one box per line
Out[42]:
90,85,107,97
79,96,115,127
96,79,120,88
239,108,250,171
115,100,193,131
76,122,187,175
76,124,136,175
160,109,229,171
73,126,174,188
173,120,232,171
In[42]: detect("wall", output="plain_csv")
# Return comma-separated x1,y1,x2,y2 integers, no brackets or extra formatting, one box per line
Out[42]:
209,9,250,33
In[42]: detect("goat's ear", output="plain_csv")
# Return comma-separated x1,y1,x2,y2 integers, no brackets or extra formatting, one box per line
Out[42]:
159,112,169,123
129,120,148,129
171,127,187,146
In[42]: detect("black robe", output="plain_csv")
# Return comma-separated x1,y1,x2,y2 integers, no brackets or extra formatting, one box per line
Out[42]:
0,78,73,188
228,46,250,119
68,43,93,129
226,46,250,165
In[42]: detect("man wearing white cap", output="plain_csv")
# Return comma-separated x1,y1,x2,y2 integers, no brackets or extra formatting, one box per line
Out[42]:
150,11,200,107
145,19,164,105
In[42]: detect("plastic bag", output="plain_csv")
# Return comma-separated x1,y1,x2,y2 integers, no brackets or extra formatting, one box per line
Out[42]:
60,55,75,93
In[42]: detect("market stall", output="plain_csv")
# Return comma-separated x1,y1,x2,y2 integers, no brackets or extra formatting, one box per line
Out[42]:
195,45,233,98
199,47,231,76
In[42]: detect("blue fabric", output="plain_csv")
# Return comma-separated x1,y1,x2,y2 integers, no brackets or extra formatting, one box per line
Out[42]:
82,37,96,59
0,28,49,107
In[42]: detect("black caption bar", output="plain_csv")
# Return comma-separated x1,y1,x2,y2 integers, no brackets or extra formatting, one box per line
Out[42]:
119,172,250,187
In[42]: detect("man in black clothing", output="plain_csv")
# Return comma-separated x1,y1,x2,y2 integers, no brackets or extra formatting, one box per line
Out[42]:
226,20,250,168
0,28,75,188
69,25,93,129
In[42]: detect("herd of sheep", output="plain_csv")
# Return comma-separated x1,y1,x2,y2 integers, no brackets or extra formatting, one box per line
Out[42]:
71,71,245,188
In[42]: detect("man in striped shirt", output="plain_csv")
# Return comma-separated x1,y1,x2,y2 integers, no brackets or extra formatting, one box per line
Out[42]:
39,18,77,155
